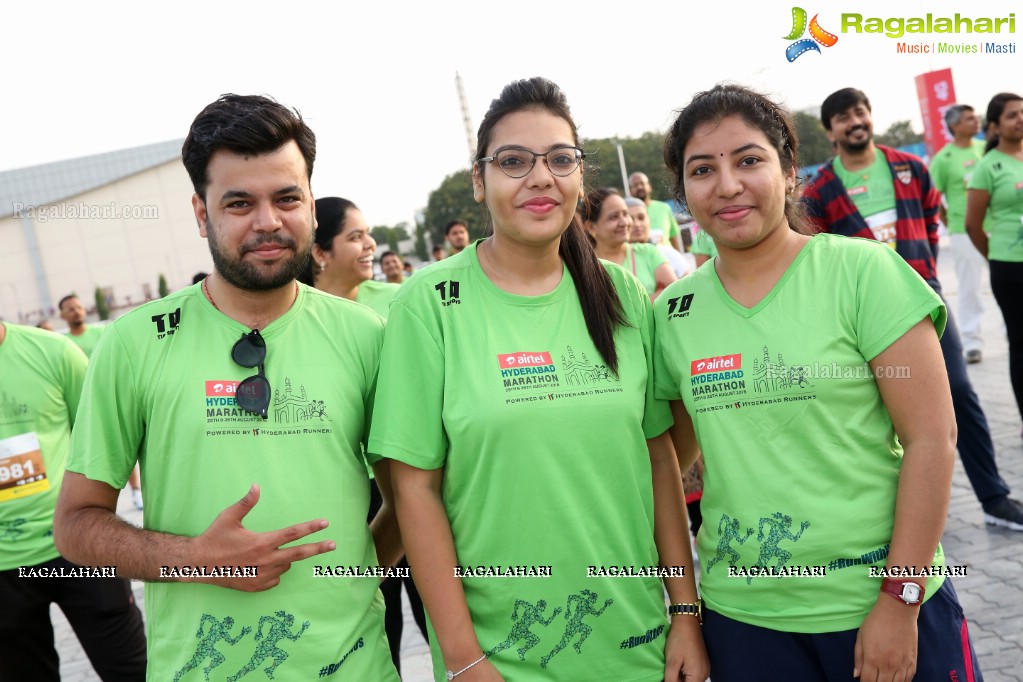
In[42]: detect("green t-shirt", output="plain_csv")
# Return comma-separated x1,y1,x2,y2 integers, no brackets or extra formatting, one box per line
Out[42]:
646,200,680,242
0,324,86,570
834,149,897,248
653,234,947,633
930,140,987,234
968,149,1023,262
615,242,669,297
368,244,673,682
66,283,397,682
65,324,105,358
356,280,401,319
690,225,718,259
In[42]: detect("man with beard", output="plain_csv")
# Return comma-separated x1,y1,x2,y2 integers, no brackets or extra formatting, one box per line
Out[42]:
53,94,401,680
804,87,1023,532
628,171,682,251
444,219,471,256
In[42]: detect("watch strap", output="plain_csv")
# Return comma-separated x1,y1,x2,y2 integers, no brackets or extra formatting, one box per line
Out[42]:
880,577,924,605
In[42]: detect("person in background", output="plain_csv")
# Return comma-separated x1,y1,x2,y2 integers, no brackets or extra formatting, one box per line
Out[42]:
445,219,471,256
0,321,147,681
58,293,143,509
930,103,987,364
966,92,1023,431
380,250,406,285
626,197,693,278
584,187,676,300
630,171,683,251
301,197,400,318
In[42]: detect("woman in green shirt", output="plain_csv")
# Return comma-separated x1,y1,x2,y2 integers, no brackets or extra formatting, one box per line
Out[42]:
966,92,1023,425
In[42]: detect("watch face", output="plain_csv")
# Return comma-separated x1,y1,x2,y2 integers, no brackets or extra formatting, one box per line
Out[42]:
902,583,922,603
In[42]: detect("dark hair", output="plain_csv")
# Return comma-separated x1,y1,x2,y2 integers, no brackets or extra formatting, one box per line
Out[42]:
182,94,317,202
380,250,402,263
475,77,626,373
984,92,1023,153
943,104,974,134
297,197,358,285
431,244,445,253
663,83,810,235
580,187,623,223
819,87,871,131
445,219,468,236
57,294,78,310
192,271,209,285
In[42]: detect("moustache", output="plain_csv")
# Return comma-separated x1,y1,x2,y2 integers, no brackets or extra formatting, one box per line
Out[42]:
240,235,297,254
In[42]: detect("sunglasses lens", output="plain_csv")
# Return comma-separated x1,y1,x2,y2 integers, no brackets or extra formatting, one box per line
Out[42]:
236,375,270,416
232,333,266,367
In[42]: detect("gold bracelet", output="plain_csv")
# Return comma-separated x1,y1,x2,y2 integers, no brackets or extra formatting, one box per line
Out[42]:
668,599,703,623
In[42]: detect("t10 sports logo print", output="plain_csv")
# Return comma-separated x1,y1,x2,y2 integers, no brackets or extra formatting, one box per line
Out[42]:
784,7,838,62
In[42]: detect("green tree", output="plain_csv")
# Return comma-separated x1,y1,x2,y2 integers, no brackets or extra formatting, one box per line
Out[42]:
875,120,923,149
94,287,110,321
793,110,834,167
392,223,410,242
582,132,674,199
423,169,485,248
414,220,429,261
157,273,169,298
386,230,399,254
370,226,391,246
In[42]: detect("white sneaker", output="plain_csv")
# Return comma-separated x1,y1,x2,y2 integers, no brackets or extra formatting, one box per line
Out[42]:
131,488,144,510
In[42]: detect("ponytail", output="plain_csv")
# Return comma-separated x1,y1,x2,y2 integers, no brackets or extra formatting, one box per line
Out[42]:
559,215,627,374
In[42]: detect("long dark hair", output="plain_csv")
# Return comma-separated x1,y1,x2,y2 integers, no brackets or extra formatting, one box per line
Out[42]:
475,77,627,373
297,197,358,286
984,92,1023,154
663,84,811,235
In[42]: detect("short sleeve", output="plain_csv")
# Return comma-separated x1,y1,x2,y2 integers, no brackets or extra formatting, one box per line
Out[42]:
630,277,673,439
855,244,947,362
967,157,994,192
367,298,447,469
66,325,144,489
652,298,684,402
929,154,948,194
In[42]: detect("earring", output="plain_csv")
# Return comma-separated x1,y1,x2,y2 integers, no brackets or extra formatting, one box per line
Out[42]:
317,261,326,273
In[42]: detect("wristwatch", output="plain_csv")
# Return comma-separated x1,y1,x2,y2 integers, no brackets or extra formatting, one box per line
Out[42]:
880,578,924,605
668,600,702,623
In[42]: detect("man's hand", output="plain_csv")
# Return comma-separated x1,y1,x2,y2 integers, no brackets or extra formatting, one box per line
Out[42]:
186,483,336,592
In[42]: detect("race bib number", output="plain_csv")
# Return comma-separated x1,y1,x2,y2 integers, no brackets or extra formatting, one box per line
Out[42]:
865,209,897,249
0,433,49,503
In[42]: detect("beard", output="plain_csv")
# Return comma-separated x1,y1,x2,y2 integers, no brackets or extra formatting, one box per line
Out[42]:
206,217,313,292
838,126,872,153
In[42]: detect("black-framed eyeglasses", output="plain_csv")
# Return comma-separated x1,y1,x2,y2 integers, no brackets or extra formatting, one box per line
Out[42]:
477,146,585,179
232,329,270,420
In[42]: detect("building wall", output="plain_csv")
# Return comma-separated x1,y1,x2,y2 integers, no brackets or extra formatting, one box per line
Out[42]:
0,160,212,322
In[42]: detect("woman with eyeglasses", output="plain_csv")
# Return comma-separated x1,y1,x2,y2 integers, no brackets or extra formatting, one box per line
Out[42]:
654,84,980,680
583,187,677,300
368,77,707,681
299,197,399,318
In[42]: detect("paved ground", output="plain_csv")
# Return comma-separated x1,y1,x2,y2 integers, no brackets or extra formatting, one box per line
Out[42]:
55,250,1023,680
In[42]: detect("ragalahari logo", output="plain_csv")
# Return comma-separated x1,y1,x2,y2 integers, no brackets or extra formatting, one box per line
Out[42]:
784,7,839,61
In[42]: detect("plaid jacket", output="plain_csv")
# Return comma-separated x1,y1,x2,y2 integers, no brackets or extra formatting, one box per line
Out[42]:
802,145,941,282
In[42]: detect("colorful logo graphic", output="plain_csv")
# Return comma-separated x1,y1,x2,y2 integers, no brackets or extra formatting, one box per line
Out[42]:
784,7,838,61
